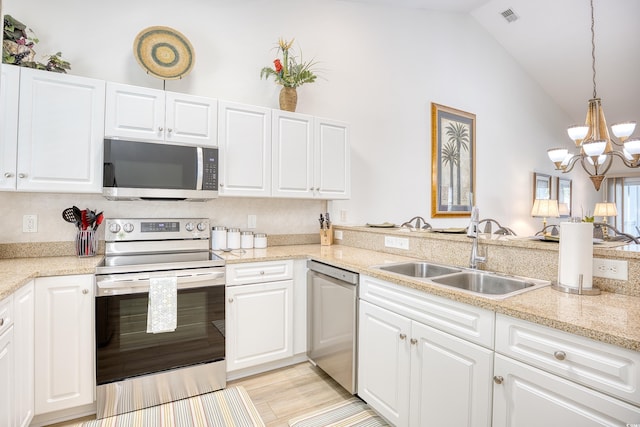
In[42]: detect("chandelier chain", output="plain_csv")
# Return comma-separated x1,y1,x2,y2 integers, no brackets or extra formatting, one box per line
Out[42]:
591,0,597,99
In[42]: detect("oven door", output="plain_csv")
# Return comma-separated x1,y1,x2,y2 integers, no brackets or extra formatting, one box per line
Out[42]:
95,270,225,385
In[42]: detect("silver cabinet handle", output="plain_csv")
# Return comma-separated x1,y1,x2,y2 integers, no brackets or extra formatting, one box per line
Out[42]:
219,183,224,187
158,127,164,132
82,289,89,294
4,172,13,178
410,338,417,345
228,298,234,303
554,351,567,361
0,318,4,326
399,333,406,340
259,271,265,275
168,128,173,133
18,173,27,178
493,376,504,385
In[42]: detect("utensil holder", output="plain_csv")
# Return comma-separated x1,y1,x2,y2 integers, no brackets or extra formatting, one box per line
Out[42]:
76,230,97,257
320,226,334,246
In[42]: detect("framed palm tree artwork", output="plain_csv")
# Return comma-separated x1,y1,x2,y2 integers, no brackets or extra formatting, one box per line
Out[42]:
431,103,476,217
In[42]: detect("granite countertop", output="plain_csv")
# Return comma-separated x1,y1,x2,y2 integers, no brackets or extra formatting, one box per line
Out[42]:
1,245,638,352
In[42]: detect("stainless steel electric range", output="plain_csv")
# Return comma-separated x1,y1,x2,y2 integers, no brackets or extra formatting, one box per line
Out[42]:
94,218,225,419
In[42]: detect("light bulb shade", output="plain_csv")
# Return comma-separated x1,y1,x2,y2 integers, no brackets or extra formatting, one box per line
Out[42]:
531,199,560,218
561,153,573,166
567,125,589,142
547,148,569,162
583,139,607,156
611,121,636,139
586,153,608,166
624,138,640,155
593,202,618,217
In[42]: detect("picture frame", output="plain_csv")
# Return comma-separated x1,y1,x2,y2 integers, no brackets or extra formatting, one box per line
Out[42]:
533,172,552,201
556,177,572,217
431,103,476,217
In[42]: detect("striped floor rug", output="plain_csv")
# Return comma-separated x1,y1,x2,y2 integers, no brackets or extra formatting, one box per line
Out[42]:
81,386,264,427
288,397,389,427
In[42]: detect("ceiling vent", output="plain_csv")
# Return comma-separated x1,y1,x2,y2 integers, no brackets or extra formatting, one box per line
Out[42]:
500,8,519,23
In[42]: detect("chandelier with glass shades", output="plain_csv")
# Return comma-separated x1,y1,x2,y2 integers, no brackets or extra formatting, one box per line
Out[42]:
547,0,640,191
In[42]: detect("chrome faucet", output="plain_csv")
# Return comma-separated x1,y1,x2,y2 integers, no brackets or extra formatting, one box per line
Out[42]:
467,206,487,269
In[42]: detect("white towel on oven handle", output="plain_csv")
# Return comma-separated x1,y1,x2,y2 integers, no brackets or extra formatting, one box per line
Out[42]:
147,275,178,333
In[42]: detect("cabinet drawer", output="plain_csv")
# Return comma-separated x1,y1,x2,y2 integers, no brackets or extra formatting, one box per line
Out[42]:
360,275,494,348
496,314,640,405
226,260,294,286
0,294,13,335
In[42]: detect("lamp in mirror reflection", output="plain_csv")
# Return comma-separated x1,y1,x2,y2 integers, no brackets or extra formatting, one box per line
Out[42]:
546,0,639,191
531,199,560,235
593,202,618,238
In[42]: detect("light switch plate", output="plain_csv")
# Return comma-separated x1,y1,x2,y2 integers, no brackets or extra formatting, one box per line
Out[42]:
593,258,628,280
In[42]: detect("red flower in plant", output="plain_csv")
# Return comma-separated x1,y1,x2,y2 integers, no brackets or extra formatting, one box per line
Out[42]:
274,59,283,73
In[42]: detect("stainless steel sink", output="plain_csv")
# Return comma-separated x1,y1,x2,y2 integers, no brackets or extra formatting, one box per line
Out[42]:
376,262,461,278
372,261,550,299
431,271,549,298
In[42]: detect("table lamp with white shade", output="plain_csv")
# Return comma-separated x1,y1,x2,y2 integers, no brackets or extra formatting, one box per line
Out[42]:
593,202,618,238
531,199,560,235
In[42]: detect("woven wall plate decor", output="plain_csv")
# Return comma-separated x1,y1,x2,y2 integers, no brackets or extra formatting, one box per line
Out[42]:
133,26,195,80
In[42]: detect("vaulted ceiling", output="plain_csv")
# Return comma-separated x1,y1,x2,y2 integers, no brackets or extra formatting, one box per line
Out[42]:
346,0,640,137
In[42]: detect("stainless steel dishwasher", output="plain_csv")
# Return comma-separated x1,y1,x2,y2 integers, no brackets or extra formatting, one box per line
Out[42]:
307,260,359,394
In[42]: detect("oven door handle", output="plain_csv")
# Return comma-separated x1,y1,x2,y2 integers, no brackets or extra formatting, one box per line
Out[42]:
96,270,225,296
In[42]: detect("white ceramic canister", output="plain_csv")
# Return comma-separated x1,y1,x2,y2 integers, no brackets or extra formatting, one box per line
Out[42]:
211,226,227,250
241,231,254,249
227,228,241,249
254,233,268,249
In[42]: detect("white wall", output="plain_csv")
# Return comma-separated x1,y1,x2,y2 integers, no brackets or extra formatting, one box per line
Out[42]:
2,0,598,243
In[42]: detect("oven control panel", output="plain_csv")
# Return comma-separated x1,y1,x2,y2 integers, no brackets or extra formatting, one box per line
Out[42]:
105,218,210,242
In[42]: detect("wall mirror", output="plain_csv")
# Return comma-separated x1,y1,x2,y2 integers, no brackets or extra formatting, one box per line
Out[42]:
533,172,552,201
557,177,572,217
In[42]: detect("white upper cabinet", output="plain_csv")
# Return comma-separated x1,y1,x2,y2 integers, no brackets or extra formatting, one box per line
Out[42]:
105,82,217,147
0,64,20,190
272,110,314,198
272,112,351,199
16,68,105,193
314,118,350,199
217,100,272,197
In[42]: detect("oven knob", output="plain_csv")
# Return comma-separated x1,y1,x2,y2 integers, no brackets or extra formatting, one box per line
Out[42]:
123,223,134,233
197,222,207,231
109,223,121,233
185,222,195,232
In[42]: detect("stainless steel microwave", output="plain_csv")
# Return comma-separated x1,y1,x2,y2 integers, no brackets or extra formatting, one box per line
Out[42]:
103,139,218,201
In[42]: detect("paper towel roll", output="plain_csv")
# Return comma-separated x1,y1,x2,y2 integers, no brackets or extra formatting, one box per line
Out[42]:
558,222,593,289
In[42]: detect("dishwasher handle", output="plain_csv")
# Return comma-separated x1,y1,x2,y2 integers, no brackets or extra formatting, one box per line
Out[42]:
307,260,358,285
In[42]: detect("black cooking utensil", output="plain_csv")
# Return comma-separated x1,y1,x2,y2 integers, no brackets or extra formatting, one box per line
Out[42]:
72,206,82,225
62,208,77,225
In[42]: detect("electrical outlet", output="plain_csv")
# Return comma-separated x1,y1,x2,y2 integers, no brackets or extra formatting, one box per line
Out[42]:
340,210,348,222
334,230,343,240
593,258,628,280
384,235,409,250
23,214,38,233
247,214,257,229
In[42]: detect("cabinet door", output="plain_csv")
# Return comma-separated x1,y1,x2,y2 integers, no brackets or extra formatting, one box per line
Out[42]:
104,82,164,141
0,326,15,427
271,110,314,198
17,68,105,193
226,279,293,371
217,101,271,197
409,321,493,427
314,117,350,199
0,64,20,191
165,92,217,146
493,354,640,427
35,275,95,415
358,300,411,427
14,282,35,427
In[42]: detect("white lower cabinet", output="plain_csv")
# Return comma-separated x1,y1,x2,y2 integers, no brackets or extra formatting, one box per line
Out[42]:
358,276,494,427
226,261,294,372
0,294,14,427
493,354,640,426
14,282,35,427
493,314,640,426
34,275,95,415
